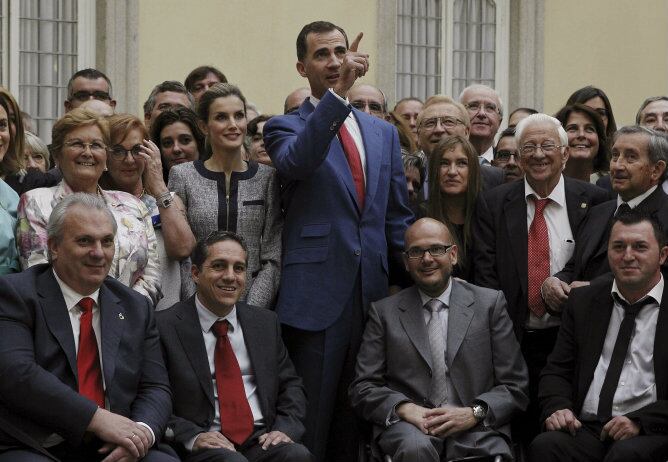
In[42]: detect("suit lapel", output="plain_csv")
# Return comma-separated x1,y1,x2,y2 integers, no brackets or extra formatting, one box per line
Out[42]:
37,270,77,379
579,282,615,395
653,275,668,398
398,287,432,370
356,111,382,213
564,178,590,234
237,304,271,416
447,280,474,364
331,136,363,212
175,298,215,406
504,184,529,296
99,282,124,389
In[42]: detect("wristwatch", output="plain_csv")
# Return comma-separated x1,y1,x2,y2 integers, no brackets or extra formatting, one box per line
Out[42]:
472,402,488,422
156,191,173,209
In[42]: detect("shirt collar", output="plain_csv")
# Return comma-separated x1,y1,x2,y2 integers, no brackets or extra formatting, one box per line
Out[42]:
418,278,453,308
612,274,664,305
195,295,239,334
52,269,100,312
616,185,658,210
524,174,566,208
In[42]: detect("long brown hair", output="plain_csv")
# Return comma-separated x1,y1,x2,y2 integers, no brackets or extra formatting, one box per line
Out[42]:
0,87,25,177
426,135,480,267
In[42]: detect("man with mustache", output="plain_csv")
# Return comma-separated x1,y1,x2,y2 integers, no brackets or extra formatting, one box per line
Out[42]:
543,126,668,312
472,113,609,443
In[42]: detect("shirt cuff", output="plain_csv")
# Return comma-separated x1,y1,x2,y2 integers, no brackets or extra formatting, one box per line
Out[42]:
328,88,350,106
184,433,202,452
136,422,155,447
386,400,411,427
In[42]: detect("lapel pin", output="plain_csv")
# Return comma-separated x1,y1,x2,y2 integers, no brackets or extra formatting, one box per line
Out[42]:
118,313,125,320
580,202,587,209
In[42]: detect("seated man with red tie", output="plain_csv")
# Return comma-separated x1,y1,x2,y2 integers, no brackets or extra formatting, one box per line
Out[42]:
530,210,668,462
0,193,175,462
157,231,313,462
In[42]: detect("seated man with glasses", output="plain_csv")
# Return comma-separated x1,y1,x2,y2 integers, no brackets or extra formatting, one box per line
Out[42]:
64,68,116,114
492,127,523,183
351,217,528,461
472,113,609,444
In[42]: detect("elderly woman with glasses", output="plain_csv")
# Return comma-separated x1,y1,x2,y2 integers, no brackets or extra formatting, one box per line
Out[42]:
17,108,162,304
101,113,195,310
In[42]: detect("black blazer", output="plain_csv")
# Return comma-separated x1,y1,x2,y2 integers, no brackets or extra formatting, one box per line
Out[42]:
538,273,668,435
472,177,609,338
156,297,307,450
0,264,171,450
556,186,668,283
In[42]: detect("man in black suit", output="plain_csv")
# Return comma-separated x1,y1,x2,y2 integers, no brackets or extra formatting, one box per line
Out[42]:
157,231,312,462
0,193,174,462
472,113,609,441
530,210,668,461
543,125,668,311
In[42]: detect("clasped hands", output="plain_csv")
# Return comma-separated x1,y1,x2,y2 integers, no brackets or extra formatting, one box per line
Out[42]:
192,430,293,452
87,408,153,462
542,277,590,313
545,409,640,441
397,402,477,438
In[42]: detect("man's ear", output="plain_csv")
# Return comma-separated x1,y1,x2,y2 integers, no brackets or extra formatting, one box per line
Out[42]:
109,99,117,109
659,245,668,266
47,237,58,262
64,100,72,113
191,264,200,285
296,61,307,78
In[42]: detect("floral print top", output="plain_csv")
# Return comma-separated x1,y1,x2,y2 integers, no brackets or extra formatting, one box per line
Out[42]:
16,180,162,304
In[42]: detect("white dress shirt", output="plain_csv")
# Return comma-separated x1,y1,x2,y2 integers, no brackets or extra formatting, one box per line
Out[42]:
479,146,494,165
185,296,264,451
580,276,662,420
49,270,155,447
310,91,367,182
524,175,574,329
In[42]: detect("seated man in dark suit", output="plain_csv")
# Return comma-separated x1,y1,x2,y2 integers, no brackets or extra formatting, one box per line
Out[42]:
350,218,528,461
543,125,668,311
530,210,668,462
0,193,174,462
157,231,312,462
472,113,609,442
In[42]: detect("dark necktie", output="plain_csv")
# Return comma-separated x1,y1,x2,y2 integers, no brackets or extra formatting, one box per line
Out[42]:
597,295,652,421
615,202,632,217
425,299,448,407
77,297,104,408
527,197,550,317
211,320,254,445
338,122,365,209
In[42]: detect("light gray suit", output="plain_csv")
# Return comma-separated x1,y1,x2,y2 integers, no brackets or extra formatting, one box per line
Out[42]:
350,280,529,461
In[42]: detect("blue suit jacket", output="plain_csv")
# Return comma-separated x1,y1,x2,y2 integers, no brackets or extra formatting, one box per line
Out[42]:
264,91,413,331
0,264,172,451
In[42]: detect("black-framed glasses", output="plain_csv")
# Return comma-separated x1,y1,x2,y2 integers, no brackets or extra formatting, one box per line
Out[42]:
69,90,112,102
519,142,563,156
109,144,143,160
404,244,454,259
495,150,519,162
419,116,464,130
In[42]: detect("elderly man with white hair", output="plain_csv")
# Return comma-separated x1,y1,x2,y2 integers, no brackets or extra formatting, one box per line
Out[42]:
471,113,609,442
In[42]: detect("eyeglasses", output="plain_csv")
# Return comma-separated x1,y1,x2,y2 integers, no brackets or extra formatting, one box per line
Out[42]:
351,100,384,114
63,140,107,155
109,144,143,160
464,102,500,115
419,116,465,131
519,142,563,156
495,150,519,162
69,90,112,102
404,244,454,259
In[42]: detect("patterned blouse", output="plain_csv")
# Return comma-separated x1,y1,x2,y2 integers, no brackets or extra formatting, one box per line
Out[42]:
17,180,162,304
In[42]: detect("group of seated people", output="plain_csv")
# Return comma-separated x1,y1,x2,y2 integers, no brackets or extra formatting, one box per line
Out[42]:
1,19,668,462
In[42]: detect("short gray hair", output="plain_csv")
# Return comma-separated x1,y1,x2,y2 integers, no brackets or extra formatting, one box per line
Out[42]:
515,113,568,147
47,193,117,246
636,96,668,124
459,84,504,118
613,125,668,167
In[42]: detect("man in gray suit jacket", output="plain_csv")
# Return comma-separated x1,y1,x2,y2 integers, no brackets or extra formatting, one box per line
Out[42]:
350,218,529,461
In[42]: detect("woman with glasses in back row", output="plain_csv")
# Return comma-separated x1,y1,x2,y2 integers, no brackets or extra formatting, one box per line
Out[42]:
17,109,162,304
101,113,196,310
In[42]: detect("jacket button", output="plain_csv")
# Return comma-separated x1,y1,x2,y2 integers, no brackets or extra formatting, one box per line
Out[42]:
354,249,361,256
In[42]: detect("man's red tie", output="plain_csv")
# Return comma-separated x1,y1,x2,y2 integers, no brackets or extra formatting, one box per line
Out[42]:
527,197,550,318
338,122,365,209
77,297,105,408
212,320,253,445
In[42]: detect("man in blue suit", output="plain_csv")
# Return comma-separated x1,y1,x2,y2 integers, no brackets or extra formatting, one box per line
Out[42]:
264,20,413,462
